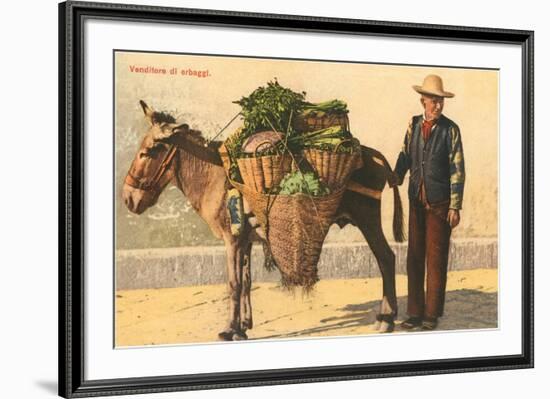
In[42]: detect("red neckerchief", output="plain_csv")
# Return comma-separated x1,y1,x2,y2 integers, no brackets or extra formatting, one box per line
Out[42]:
422,118,437,141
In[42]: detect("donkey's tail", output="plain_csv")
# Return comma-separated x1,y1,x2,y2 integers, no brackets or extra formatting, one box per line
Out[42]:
375,149,405,243
392,185,405,242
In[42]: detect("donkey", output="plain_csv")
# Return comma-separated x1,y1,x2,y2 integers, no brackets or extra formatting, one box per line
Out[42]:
122,100,404,341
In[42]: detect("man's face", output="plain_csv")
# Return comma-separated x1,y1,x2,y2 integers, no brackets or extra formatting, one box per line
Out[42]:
421,95,444,120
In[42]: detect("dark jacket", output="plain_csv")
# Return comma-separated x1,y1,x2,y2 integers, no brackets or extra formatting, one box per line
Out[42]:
394,114,465,209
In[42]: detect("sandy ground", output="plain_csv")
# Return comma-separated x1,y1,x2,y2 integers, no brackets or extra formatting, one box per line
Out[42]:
115,268,497,347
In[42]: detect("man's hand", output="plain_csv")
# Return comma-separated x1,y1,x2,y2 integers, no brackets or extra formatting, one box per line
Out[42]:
387,171,400,188
447,209,460,229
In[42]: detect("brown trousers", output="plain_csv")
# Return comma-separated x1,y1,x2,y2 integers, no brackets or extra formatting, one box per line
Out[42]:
407,200,451,319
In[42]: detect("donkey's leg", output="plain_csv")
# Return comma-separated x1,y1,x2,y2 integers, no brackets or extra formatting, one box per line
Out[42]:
218,237,248,341
349,194,398,333
239,242,253,333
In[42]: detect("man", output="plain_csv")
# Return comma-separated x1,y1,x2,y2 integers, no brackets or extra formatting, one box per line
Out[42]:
391,74,465,331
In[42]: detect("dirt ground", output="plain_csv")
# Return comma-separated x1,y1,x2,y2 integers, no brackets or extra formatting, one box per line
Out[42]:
115,268,497,347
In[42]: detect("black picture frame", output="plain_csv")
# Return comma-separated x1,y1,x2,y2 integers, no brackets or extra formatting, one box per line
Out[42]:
59,1,534,397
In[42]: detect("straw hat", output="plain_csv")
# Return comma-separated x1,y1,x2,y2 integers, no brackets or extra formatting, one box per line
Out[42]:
413,74,455,98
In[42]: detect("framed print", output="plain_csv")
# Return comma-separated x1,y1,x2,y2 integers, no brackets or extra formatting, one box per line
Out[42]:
59,1,534,397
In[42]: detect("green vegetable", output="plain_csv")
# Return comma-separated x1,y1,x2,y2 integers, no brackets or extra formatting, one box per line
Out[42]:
278,171,330,196
233,79,307,138
287,126,359,153
301,99,349,116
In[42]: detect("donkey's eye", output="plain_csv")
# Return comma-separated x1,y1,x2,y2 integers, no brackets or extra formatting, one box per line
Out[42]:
140,144,164,159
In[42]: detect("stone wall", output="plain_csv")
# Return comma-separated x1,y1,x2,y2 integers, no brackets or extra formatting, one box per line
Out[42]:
116,238,497,290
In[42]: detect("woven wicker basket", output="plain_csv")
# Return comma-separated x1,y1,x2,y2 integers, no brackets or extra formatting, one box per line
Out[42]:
222,129,296,193
302,148,363,189
294,112,350,133
237,154,293,193
234,181,346,288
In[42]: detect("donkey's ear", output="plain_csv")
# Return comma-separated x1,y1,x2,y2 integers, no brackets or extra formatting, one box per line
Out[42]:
139,100,155,124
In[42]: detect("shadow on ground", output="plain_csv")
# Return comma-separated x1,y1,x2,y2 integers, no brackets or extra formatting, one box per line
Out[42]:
257,289,498,339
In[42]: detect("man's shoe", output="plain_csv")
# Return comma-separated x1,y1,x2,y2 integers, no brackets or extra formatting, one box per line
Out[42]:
400,316,423,329
421,317,438,331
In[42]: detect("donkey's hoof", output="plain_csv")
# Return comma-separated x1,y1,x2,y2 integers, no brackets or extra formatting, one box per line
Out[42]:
218,328,248,341
378,321,395,333
375,314,395,333
232,330,248,341
218,329,236,341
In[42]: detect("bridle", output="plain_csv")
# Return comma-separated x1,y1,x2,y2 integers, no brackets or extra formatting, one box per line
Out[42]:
124,144,179,192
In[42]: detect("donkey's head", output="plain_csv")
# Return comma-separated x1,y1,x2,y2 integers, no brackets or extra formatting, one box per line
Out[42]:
122,100,190,214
